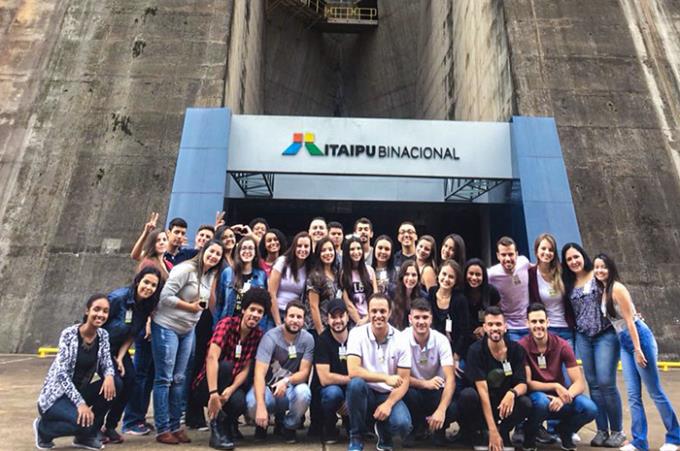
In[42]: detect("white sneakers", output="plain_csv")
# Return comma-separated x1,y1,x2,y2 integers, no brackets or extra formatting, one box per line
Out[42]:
660,444,678,451
619,444,638,451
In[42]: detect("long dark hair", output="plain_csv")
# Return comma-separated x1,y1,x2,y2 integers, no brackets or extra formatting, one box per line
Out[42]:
341,235,374,301
391,259,420,329
282,231,313,282
312,236,337,272
258,228,288,262
463,258,492,307
215,226,235,262
82,293,109,324
132,266,163,307
593,253,620,318
417,235,438,272
232,236,261,289
142,229,165,259
560,242,593,298
442,233,467,269
373,234,395,271
191,239,225,276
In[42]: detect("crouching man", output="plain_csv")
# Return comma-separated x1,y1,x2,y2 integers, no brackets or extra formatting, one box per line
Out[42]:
519,303,597,451
346,293,412,451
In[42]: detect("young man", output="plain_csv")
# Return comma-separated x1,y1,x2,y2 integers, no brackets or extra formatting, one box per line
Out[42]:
315,299,351,444
328,221,344,255
519,304,597,451
346,293,412,451
246,301,313,443
393,221,417,270
353,217,374,267
164,217,198,265
460,306,532,451
193,288,269,450
194,224,216,250
309,217,329,250
403,299,459,447
487,237,531,342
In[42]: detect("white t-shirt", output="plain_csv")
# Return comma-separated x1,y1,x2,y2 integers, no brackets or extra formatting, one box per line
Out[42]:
346,323,411,393
404,327,453,380
273,256,307,311
537,273,568,327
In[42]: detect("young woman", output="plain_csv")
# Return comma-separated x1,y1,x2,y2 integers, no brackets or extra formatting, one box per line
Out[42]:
428,260,470,373
594,254,680,451
529,233,574,345
153,240,223,444
215,235,268,326
415,235,438,291
136,229,171,279
258,228,287,278
306,237,341,334
372,234,396,296
341,235,378,325
389,260,421,330
100,267,162,443
34,294,118,451
216,226,236,268
268,231,313,326
463,258,500,340
440,233,466,269
562,243,624,448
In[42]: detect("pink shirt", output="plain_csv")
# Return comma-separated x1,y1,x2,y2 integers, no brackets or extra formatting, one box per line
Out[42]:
488,255,530,330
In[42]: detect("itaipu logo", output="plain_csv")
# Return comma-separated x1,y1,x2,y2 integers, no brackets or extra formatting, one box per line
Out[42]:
282,131,460,160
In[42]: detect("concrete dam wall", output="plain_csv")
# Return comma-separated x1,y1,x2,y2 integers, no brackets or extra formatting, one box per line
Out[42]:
1,0,679,357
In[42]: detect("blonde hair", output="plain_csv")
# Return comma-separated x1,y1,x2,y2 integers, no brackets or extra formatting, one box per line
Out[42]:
534,233,564,294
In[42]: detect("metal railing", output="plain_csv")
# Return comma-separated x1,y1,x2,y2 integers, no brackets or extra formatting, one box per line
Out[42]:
325,5,378,21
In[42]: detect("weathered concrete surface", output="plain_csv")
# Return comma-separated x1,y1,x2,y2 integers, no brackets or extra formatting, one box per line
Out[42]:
0,0,233,353
502,0,680,357
3,355,678,450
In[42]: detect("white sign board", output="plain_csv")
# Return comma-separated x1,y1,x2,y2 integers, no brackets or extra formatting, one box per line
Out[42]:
227,115,513,179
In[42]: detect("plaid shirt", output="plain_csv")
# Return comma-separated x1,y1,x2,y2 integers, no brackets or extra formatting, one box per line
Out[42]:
193,316,263,388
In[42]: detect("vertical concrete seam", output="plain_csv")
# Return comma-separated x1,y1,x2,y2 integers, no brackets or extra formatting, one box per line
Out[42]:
619,0,680,188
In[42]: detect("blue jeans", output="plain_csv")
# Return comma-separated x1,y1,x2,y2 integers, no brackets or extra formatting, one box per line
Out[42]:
151,322,195,434
525,392,597,442
549,326,575,349
619,320,680,449
38,379,120,440
246,383,312,430
346,377,412,441
122,334,154,429
320,385,346,418
506,328,529,342
575,328,623,433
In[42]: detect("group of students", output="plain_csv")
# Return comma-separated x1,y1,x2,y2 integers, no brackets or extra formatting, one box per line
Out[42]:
33,213,679,451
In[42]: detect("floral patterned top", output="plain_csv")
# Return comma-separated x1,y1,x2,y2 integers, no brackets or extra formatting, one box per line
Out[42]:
568,277,610,337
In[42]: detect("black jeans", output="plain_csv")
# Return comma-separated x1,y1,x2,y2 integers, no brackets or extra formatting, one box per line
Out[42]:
458,386,532,442
185,309,213,426
105,352,135,429
193,360,247,420
38,378,122,440
403,387,460,431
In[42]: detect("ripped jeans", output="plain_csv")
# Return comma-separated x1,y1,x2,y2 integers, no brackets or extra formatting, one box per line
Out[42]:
151,321,195,434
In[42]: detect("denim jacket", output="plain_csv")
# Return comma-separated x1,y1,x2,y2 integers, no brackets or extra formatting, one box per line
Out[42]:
215,266,267,326
37,325,115,412
104,287,155,352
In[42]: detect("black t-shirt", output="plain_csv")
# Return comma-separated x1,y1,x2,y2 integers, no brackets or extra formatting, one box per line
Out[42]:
466,285,501,329
314,328,348,377
72,332,100,393
465,336,526,402
427,287,471,357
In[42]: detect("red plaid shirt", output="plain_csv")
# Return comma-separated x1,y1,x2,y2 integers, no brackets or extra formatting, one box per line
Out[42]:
193,316,263,388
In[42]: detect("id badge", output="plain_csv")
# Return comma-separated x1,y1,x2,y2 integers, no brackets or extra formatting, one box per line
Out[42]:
234,343,242,360
288,344,297,359
512,274,521,285
478,310,485,323
124,309,133,324
502,360,513,376
243,281,251,292
338,345,347,360
418,351,428,365
378,347,385,363
538,354,547,369
445,318,453,333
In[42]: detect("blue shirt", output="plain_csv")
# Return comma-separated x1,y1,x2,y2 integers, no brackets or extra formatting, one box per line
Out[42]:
215,266,268,327
164,247,198,266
